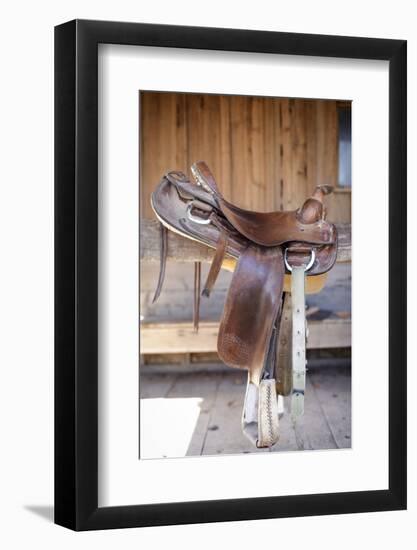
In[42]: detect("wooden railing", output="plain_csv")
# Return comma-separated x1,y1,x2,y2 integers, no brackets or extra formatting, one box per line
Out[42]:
140,220,351,264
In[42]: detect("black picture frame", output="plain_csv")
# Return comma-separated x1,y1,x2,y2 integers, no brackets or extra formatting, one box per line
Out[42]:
55,19,407,531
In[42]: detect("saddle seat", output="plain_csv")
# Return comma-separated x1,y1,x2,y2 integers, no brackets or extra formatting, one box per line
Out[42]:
191,161,335,248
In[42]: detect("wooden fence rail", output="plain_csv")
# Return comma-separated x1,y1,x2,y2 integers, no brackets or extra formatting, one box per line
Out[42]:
140,220,351,264
140,319,351,354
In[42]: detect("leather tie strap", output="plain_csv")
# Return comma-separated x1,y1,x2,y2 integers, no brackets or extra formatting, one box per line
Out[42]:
202,231,228,298
194,261,201,332
152,223,168,304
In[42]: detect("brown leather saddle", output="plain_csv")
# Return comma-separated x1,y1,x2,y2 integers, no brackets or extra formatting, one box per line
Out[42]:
151,161,338,448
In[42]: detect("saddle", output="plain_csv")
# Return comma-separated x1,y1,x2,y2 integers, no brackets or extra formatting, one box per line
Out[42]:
151,161,338,448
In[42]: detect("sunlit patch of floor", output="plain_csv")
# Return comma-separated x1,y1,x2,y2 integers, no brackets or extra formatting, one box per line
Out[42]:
140,397,203,459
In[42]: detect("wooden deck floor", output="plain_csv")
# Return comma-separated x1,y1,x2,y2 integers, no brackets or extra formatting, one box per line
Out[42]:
139,366,351,458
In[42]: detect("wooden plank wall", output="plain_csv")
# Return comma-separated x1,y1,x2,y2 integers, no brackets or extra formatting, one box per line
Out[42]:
140,92,351,223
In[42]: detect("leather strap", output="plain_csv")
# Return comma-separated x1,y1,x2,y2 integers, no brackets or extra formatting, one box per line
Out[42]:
193,261,201,332
202,231,228,297
290,265,307,418
152,223,168,304
275,292,293,396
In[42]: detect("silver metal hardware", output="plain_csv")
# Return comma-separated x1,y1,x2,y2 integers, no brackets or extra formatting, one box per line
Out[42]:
186,202,211,225
284,248,315,273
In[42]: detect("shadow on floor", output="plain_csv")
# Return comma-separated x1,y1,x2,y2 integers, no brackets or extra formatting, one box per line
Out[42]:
24,505,54,523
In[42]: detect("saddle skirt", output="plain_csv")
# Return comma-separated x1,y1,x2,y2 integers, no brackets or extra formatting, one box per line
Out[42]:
151,161,338,448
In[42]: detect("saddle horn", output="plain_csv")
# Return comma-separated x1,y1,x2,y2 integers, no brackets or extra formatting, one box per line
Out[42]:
312,184,334,200
298,185,334,223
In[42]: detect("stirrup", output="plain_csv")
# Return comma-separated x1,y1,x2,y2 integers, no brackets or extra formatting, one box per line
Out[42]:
241,375,280,448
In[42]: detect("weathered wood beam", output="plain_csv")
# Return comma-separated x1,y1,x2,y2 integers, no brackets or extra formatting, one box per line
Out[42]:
140,219,351,263
140,319,351,354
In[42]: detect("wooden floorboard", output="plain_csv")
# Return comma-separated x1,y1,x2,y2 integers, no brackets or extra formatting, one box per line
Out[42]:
139,366,351,458
201,372,267,455
309,367,351,449
289,377,338,451
139,372,177,399
166,373,222,456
